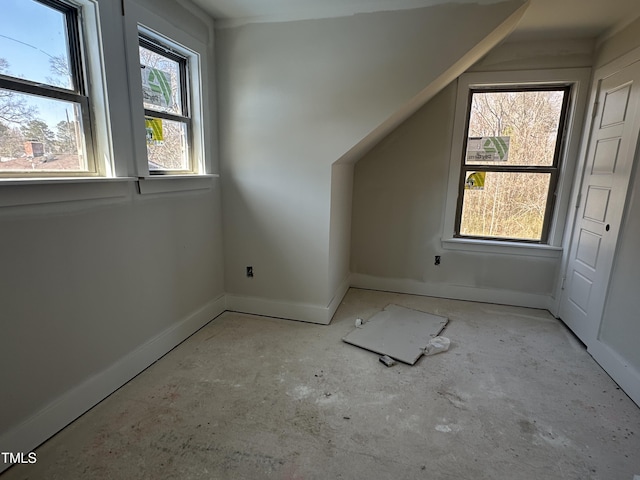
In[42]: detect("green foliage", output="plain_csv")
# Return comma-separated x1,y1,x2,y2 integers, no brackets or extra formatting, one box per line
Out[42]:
22,119,55,144
55,120,78,154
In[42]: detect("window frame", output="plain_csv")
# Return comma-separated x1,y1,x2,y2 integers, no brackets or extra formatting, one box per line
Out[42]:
441,68,592,257
122,0,213,189
454,85,572,244
0,0,216,207
0,0,98,178
139,34,194,175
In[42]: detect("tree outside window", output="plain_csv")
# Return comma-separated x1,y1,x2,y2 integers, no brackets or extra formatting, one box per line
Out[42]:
455,87,570,242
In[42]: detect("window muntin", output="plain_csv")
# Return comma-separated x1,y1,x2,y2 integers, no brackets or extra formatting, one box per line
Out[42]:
0,0,95,177
455,86,570,242
139,36,191,173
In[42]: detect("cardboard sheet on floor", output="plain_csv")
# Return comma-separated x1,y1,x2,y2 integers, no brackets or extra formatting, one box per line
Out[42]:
342,304,448,365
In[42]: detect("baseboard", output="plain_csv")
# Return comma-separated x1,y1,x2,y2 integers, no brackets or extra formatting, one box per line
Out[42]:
588,340,640,409
327,275,351,323
226,294,331,325
0,294,226,473
226,277,351,325
350,273,552,310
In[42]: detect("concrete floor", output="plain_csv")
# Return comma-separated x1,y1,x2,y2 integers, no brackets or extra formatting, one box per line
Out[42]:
3,288,639,479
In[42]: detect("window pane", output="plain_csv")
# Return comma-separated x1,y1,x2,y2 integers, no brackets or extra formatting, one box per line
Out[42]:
459,171,551,241
145,117,189,171
0,0,74,90
0,89,87,172
140,46,183,116
465,90,565,166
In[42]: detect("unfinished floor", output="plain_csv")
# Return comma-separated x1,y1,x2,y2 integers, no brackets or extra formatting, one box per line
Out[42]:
3,288,639,479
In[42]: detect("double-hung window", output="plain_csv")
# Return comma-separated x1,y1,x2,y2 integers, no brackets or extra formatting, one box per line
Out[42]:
455,86,571,243
139,35,192,174
0,0,95,177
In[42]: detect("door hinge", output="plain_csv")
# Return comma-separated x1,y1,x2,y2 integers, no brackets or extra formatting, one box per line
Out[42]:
592,101,599,119
575,192,581,208
561,276,567,290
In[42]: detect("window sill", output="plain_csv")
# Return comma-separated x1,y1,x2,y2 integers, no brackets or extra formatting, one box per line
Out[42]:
0,177,136,208
136,174,219,195
441,237,563,258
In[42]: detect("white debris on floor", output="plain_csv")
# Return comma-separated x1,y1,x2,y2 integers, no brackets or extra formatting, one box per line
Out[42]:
342,304,449,364
423,336,451,356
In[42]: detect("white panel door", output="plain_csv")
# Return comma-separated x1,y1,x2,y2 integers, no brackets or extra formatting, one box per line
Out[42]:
559,61,640,345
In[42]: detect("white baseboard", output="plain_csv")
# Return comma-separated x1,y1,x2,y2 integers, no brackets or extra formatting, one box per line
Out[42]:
226,276,351,325
225,294,331,324
350,273,552,310
588,340,640,409
0,294,226,473
327,274,351,323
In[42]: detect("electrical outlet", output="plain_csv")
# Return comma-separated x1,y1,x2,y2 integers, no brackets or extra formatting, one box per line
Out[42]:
434,255,441,266
246,266,254,277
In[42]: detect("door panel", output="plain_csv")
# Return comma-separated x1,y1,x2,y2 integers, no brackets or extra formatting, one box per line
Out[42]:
575,230,600,269
583,186,610,221
560,62,640,344
567,271,592,314
591,138,620,174
600,83,630,127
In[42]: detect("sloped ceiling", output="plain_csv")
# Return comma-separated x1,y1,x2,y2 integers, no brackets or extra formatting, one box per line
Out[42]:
192,0,506,25
193,0,640,39
512,0,640,40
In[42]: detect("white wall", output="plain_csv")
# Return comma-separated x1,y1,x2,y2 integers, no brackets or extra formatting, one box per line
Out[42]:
470,38,595,72
217,1,527,322
594,16,640,68
599,146,640,374
0,0,224,463
350,39,593,307
0,187,224,430
328,163,354,304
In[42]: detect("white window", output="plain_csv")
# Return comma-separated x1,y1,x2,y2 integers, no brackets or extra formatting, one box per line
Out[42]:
442,69,591,256
139,35,193,174
0,0,97,177
120,0,214,193
455,86,570,243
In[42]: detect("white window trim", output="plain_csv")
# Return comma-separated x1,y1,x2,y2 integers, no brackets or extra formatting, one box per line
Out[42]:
123,0,213,193
0,177,134,208
0,0,126,206
79,0,116,178
136,173,218,195
441,68,592,257
0,0,110,179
